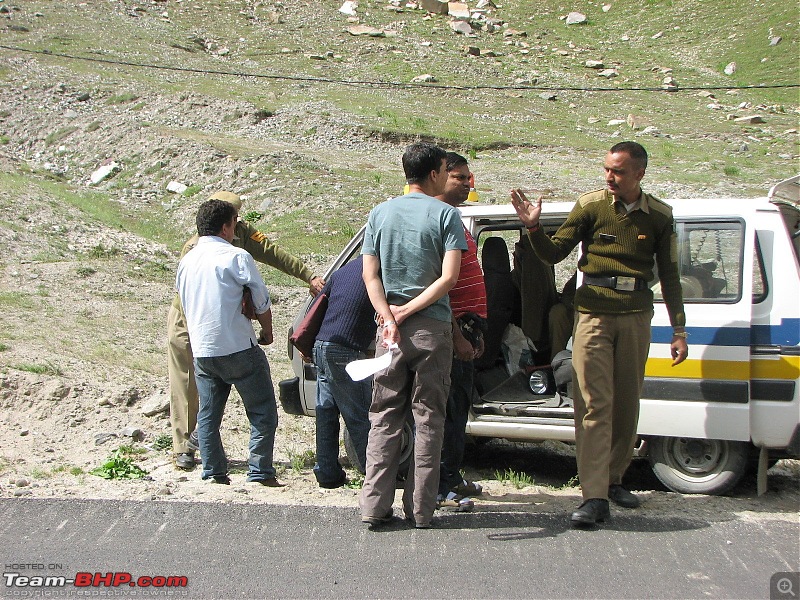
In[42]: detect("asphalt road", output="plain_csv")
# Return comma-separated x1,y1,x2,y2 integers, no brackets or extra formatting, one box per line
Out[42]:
2,498,798,599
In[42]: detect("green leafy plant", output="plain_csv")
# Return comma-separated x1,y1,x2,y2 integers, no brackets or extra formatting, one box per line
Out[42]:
287,448,316,473
118,444,147,455
494,468,535,489
182,184,202,197
152,433,172,451
344,474,364,489
242,210,264,224
90,449,148,480
0,343,9,352
69,467,85,476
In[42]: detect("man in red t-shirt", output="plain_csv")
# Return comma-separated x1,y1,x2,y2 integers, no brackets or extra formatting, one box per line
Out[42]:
435,152,488,508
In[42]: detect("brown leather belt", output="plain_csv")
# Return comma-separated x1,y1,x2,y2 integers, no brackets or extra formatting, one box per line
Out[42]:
583,274,648,291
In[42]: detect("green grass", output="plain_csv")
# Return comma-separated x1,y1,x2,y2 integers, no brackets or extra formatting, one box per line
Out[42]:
287,448,316,473
0,343,9,352
69,466,85,476
0,291,36,310
0,172,187,252
106,93,139,105
152,433,172,451
13,361,63,376
45,126,78,147
494,468,535,489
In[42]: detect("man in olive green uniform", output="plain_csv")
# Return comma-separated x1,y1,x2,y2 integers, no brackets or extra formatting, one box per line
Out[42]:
168,190,324,470
511,142,688,527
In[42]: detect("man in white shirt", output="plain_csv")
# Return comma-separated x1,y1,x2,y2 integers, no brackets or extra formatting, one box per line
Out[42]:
176,199,282,486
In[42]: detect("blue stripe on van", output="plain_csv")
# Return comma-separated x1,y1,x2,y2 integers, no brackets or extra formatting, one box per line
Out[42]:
752,319,800,346
651,326,749,346
652,319,800,347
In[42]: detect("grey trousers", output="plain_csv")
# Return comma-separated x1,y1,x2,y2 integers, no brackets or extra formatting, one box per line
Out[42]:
359,313,453,526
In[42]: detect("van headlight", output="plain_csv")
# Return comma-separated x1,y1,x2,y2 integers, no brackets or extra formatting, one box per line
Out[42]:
529,369,552,395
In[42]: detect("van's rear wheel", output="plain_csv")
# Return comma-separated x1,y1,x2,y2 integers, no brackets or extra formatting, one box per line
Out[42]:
344,419,414,478
647,437,749,495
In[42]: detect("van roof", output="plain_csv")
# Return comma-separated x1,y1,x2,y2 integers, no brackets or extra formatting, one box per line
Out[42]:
460,195,778,221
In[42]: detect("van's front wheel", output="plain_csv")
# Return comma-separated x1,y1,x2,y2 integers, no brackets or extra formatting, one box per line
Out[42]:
647,437,749,495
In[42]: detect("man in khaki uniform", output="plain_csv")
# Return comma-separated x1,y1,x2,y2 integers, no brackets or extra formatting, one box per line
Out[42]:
168,190,324,470
511,142,688,527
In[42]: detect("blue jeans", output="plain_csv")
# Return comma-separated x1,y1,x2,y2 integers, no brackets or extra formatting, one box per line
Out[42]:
312,341,372,485
194,345,278,481
438,356,474,496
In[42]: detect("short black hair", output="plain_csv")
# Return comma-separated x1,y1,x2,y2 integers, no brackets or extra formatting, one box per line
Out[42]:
402,142,447,184
196,199,237,237
445,151,469,172
610,141,648,170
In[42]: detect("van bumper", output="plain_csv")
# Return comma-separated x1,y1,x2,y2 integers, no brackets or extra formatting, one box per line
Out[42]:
278,377,305,416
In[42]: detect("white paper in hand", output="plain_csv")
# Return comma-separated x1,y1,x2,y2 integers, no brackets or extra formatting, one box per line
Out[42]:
346,343,398,381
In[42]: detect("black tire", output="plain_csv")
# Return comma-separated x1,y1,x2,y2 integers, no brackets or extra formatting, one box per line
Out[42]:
343,419,414,478
647,436,750,495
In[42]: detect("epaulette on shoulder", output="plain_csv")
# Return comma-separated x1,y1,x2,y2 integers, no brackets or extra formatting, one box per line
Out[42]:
646,193,674,218
578,189,607,208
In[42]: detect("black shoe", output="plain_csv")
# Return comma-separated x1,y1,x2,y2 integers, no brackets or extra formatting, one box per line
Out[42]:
174,452,195,471
187,430,200,452
318,474,348,489
570,499,610,527
608,485,640,508
211,475,231,485
362,511,393,530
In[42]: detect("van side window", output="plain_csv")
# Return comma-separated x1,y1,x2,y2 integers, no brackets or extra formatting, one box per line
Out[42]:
653,221,744,303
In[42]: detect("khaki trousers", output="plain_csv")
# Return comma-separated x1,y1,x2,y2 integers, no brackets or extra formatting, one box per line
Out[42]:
571,310,652,500
167,304,198,455
359,314,453,526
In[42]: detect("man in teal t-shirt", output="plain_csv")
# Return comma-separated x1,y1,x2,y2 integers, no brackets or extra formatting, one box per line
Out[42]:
360,143,467,530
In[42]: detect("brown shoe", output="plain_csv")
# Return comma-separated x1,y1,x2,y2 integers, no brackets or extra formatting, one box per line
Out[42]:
247,477,284,487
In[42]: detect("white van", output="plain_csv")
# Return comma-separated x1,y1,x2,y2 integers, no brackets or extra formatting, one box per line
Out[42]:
278,177,800,495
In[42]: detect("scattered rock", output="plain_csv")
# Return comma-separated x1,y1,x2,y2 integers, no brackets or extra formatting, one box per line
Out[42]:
166,180,188,194
465,46,480,56
338,1,358,16
120,426,144,441
733,115,765,124
651,31,663,40
140,392,170,417
627,114,647,130
89,161,120,185
450,20,473,35
347,25,385,37
13,489,33,497
598,69,618,78
539,92,557,101
502,28,526,37
20,429,29,437
94,432,118,445
608,119,626,126
640,126,660,136
585,60,604,69
448,2,470,19
565,12,587,25
15,478,31,487
769,36,781,46
411,74,437,83
602,4,611,11
662,76,678,91
723,62,736,75
420,0,448,14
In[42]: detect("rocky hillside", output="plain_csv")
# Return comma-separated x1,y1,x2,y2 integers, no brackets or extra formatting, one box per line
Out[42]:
0,0,797,499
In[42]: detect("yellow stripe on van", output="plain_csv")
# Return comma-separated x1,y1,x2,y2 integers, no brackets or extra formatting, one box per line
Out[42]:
751,355,800,380
645,358,750,380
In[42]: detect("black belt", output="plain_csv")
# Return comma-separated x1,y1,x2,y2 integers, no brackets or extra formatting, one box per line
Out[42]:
583,274,648,291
